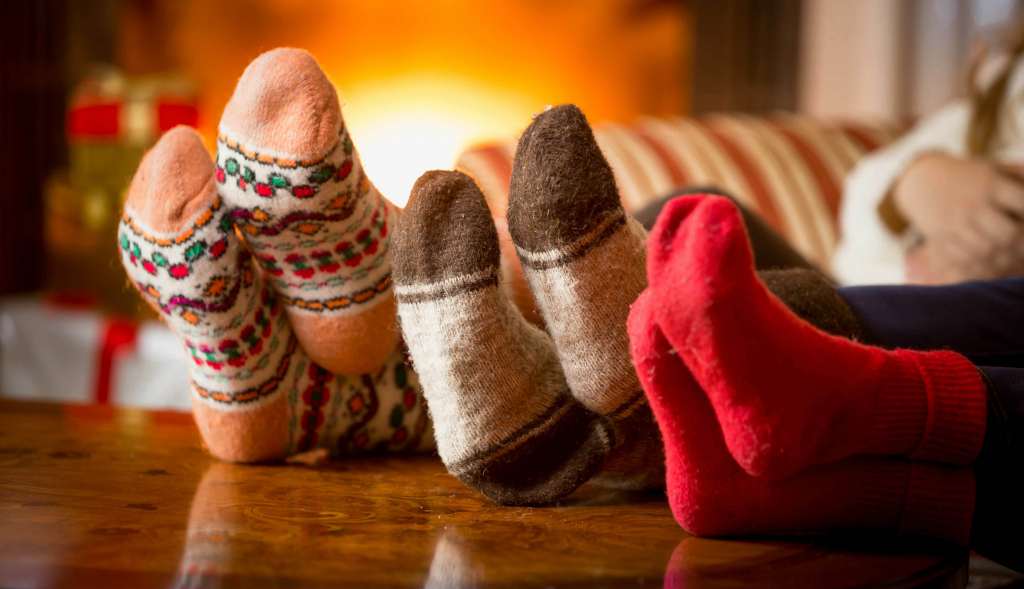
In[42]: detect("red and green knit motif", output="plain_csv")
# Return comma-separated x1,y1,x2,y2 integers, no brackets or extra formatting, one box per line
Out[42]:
297,363,333,452
256,207,387,279
386,361,420,447
215,152,354,199
185,287,279,370
340,361,420,453
120,214,232,280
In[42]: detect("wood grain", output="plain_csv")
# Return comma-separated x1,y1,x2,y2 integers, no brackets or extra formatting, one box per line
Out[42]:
0,399,967,588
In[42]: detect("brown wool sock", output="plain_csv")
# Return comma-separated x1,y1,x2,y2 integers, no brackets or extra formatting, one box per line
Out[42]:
759,268,867,341
393,170,612,505
507,105,663,489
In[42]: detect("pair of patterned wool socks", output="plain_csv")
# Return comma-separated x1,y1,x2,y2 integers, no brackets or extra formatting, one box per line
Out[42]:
393,105,664,505
628,194,989,544
119,49,430,462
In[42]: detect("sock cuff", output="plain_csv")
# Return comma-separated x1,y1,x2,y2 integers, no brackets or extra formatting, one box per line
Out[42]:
869,349,987,466
868,354,930,458
905,350,988,465
898,464,976,545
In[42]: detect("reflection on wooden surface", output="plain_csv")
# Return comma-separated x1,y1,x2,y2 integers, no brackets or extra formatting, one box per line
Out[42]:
0,399,967,588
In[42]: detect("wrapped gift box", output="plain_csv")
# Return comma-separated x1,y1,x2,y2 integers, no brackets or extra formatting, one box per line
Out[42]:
0,296,189,409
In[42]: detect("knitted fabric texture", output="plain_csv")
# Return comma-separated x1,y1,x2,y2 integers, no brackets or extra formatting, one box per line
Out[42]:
216,48,399,376
645,194,988,480
394,170,612,506
758,268,867,341
118,126,430,463
508,105,662,489
628,289,976,544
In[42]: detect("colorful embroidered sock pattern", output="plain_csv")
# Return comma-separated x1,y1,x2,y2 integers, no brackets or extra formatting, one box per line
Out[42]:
118,126,431,463
508,105,662,489
645,194,987,479
628,289,976,544
393,170,612,506
217,48,398,376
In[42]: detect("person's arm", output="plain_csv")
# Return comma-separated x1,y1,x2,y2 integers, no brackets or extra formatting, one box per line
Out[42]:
831,102,971,285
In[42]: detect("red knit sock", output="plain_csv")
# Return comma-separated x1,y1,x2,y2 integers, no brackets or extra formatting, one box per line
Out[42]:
628,289,976,544
643,194,987,479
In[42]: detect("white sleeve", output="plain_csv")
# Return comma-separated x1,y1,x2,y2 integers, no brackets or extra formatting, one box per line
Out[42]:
831,102,971,285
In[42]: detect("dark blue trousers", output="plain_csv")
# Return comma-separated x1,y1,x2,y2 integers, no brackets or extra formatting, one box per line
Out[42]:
839,279,1024,368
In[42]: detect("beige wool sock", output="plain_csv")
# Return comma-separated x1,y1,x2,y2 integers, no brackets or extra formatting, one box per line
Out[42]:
508,105,663,489
217,48,398,376
393,170,612,505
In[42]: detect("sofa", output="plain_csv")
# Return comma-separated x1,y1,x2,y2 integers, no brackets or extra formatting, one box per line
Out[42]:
456,114,899,270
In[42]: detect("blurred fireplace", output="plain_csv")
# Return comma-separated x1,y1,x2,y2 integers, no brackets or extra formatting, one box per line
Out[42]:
167,0,692,204
0,0,807,298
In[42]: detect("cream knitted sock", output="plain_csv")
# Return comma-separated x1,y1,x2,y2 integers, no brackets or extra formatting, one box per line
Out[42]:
118,127,431,463
217,48,398,376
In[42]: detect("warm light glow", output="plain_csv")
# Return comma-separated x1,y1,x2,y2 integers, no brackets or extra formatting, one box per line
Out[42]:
173,0,689,206
339,75,535,206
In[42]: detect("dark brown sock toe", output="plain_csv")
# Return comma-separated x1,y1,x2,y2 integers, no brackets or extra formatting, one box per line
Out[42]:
760,268,867,341
393,170,499,291
508,105,621,251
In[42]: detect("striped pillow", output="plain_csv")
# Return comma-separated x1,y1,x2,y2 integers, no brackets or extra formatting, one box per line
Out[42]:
456,114,899,267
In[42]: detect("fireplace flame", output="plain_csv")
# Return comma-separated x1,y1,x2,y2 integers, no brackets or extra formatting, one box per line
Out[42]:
341,74,534,205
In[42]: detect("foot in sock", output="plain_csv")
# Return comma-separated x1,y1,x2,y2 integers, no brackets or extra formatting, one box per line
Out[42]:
217,48,397,376
118,122,430,462
628,289,976,544
393,170,612,505
645,194,987,479
508,104,662,489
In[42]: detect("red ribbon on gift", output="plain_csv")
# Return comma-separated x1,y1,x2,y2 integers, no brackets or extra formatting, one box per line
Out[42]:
67,98,199,140
93,317,139,405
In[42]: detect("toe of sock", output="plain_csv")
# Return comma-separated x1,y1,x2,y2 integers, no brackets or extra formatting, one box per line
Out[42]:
393,170,500,284
646,194,754,298
126,126,216,231
508,104,620,250
220,47,341,159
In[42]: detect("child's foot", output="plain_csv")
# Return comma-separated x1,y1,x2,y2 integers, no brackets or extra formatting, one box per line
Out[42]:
508,105,662,488
217,48,397,376
119,127,431,462
646,195,987,479
393,170,611,505
628,289,976,544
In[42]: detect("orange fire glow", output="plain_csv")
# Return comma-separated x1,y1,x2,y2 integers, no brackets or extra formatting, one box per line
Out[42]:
167,0,689,204
340,74,537,204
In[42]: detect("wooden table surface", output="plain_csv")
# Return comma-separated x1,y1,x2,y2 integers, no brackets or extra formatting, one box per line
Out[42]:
0,399,968,588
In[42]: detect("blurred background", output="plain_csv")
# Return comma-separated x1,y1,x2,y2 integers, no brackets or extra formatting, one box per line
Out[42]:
0,0,1021,408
